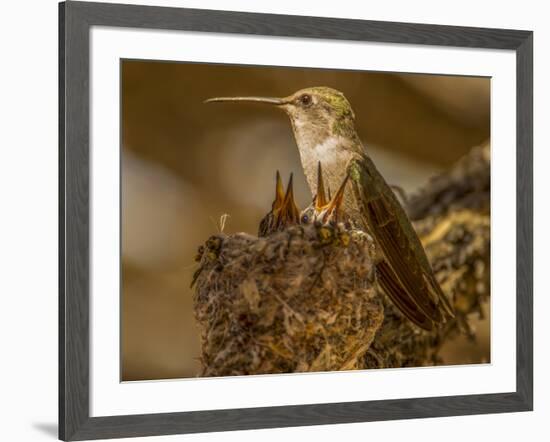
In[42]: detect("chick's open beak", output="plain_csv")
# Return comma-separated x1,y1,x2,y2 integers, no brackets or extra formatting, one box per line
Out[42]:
315,161,328,209
276,174,300,227
273,170,285,211
322,173,350,224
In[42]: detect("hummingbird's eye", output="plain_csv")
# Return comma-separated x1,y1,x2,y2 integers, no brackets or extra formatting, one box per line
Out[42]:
301,214,309,224
299,94,312,107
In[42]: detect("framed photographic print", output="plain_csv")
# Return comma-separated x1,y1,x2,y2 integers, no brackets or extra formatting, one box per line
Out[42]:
59,1,533,440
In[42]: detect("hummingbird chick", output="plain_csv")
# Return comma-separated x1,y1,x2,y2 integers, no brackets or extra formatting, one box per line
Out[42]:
258,171,300,237
300,161,351,227
207,87,455,331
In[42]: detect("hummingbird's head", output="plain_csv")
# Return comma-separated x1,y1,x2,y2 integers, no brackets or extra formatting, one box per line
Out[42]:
205,87,358,149
281,87,355,138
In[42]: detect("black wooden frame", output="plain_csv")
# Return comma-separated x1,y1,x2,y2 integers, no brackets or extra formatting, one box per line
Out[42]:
59,1,533,440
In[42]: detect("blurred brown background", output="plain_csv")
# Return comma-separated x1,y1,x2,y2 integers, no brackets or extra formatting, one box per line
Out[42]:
121,60,490,381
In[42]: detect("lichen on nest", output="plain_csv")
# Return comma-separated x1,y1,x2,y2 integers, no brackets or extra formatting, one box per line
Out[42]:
192,223,384,377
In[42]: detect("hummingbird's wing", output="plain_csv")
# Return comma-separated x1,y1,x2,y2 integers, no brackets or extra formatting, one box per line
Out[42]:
348,157,454,327
367,194,444,323
376,261,434,330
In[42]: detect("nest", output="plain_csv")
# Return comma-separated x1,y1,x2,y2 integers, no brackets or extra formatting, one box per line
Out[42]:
190,145,491,375
192,223,384,377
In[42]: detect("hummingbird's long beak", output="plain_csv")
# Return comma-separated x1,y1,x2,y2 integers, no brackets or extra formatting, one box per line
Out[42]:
204,96,287,105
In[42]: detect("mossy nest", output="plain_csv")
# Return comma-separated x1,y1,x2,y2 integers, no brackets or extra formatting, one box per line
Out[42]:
192,223,384,377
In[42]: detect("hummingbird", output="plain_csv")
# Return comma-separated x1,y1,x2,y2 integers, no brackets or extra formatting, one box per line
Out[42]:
206,87,454,330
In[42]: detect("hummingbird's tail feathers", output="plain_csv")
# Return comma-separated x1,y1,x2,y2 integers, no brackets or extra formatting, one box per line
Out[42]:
425,273,456,319
376,261,434,331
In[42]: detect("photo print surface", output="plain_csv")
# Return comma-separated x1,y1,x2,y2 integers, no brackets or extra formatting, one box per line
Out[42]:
121,60,490,381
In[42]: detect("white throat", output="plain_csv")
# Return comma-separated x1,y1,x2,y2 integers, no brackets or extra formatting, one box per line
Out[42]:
296,135,354,196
